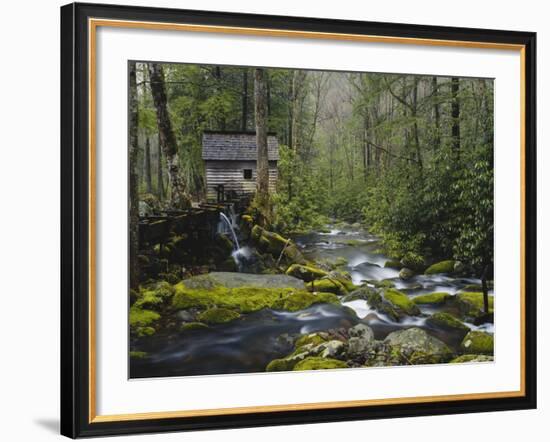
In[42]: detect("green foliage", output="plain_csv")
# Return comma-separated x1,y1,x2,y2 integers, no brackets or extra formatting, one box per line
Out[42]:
133,61,493,275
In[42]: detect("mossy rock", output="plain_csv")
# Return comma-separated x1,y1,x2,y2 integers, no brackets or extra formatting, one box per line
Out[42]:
251,226,306,265
383,289,421,316
198,307,240,324
363,290,400,322
271,291,339,311
425,260,457,275
455,292,494,319
368,279,396,289
334,257,349,267
384,327,453,363
135,326,156,337
241,214,254,232
135,281,175,310
180,322,209,331
426,312,469,338
399,268,415,280
384,259,402,269
341,286,378,303
293,357,348,371
129,351,148,359
266,358,295,372
460,331,494,355
295,333,327,349
173,280,338,314
328,271,356,291
286,264,328,282
307,278,347,296
413,292,452,305
129,306,160,327
450,354,494,363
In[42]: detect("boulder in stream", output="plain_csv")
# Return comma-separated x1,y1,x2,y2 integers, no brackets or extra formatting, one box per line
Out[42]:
425,260,458,275
399,267,415,280
460,331,494,355
426,312,470,338
384,327,453,364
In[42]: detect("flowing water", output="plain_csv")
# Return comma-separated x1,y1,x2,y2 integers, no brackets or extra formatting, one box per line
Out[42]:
131,224,494,378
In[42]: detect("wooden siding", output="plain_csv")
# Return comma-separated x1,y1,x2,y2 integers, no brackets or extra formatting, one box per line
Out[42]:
205,160,278,200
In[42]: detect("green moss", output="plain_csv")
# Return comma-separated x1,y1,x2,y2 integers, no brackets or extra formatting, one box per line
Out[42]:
295,334,327,349
271,291,339,312
426,312,469,335
286,264,328,282
307,278,347,296
383,289,420,316
368,279,396,288
334,257,349,267
180,322,209,331
197,308,240,324
135,326,156,337
266,358,295,372
425,260,456,275
455,292,494,318
293,357,348,371
134,282,175,309
130,351,148,359
129,306,160,327
450,354,494,363
413,292,452,305
384,260,402,269
460,331,494,355
173,282,339,314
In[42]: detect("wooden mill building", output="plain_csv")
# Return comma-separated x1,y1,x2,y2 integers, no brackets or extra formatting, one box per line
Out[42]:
202,131,279,201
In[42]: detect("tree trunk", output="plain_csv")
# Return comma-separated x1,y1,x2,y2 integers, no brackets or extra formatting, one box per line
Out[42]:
254,68,270,213
412,78,423,168
432,76,441,150
144,135,153,193
362,113,369,182
128,62,140,290
157,133,165,200
148,63,191,209
241,69,248,131
451,77,460,159
481,264,491,315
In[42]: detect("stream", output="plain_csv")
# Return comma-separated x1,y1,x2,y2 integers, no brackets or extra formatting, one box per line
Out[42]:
130,224,494,379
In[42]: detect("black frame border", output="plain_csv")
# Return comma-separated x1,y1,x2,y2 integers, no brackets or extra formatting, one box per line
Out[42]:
60,2,537,438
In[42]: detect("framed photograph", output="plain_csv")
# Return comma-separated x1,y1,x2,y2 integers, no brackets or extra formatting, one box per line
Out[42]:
60,2,537,438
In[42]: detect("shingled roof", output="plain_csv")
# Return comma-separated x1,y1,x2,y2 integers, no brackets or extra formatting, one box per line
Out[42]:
202,131,279,161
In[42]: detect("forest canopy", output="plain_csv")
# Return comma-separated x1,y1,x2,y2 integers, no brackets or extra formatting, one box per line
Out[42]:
131,62,493,275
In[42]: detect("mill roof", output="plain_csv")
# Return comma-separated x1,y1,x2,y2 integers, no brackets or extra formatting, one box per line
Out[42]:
202,131,279,161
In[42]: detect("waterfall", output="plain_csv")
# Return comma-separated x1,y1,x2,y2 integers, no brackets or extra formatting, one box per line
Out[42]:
219,212,240,251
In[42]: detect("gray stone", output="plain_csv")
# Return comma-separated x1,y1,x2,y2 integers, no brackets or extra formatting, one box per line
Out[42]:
348,324,374,341
319,340,346,358
384,327,451,357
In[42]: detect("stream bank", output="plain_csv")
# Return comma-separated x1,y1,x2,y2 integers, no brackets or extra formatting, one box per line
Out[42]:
130,221,494,378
